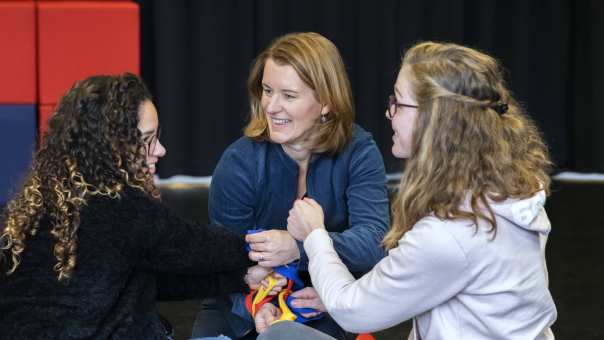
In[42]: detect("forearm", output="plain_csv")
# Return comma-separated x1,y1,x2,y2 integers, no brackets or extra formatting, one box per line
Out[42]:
156,268,248,301
305,229,394,332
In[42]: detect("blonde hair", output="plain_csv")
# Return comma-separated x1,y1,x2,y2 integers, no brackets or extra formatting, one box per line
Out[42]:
383,42,552,249
244,32,354,154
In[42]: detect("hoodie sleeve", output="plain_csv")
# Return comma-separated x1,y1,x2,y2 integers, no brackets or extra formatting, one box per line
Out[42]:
299,134,389,273
305,219,471,333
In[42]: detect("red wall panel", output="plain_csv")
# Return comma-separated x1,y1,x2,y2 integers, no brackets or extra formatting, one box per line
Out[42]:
38,103,55,139
37,1,139,105
0,1,36,104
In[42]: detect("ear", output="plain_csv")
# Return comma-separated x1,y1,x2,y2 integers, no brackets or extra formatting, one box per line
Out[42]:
320,104,330,115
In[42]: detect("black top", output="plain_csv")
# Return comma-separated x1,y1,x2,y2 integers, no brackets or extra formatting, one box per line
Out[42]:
0,187,251,339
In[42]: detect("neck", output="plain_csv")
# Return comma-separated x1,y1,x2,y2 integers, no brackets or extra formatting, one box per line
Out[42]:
282,143,312,167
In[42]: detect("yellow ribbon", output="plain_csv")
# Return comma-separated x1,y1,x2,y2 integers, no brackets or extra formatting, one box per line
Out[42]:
252,275,277,316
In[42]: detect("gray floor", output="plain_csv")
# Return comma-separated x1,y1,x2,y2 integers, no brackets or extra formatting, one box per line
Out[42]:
157,300,412,340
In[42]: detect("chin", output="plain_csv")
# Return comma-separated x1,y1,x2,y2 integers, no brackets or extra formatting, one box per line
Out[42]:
392,146,407,159
268,131,291,145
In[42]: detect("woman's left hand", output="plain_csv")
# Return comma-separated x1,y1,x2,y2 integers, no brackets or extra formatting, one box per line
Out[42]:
246,229,300,267
290,287,326,318
287,198,326,241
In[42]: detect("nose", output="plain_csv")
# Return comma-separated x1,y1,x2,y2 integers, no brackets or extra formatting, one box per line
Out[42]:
264,95,282,115
153,140,167,158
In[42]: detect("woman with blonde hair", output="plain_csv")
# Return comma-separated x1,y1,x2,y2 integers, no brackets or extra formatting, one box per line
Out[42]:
0,73,252,339
192,32,389,339
274,42,557,339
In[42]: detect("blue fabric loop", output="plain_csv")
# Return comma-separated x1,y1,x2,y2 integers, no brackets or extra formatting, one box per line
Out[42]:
246,228,323,323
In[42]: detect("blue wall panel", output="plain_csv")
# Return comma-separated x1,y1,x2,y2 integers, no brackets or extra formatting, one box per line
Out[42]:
0,105,36,204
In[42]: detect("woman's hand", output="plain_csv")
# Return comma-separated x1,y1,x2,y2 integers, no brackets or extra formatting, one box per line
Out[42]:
244,265,272,291
246,229,300,267
289,287,326,318
261,272,288,296
254,303,282,334
245,266,287,296
287,198,326,241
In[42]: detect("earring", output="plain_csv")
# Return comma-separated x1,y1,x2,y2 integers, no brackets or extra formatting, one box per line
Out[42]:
320,114,329,124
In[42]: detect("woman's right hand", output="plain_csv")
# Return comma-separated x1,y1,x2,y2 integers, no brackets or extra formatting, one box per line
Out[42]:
287,198,326,241
260,272,288,296
245,265,288,295
245,265,273,291
255,303,282,334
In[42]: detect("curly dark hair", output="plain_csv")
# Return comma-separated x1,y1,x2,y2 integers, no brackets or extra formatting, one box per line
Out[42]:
0,73,158,282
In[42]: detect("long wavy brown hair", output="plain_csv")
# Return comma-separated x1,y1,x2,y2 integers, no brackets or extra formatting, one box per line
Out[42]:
0,73,158,282
383,42,552,249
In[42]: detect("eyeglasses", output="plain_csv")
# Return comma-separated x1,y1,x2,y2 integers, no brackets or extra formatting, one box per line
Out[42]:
386,94,418,119
145,126,161,156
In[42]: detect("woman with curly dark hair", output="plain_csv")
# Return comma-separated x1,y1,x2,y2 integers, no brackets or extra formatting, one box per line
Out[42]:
0,73,252,339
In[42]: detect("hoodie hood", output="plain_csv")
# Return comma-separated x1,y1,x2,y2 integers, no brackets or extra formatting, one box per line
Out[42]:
488,190,550,235
460,190,550,235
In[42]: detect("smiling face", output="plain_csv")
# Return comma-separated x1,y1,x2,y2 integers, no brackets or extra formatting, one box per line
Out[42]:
137,100,166,174
260,58,329,149
386,65,418,159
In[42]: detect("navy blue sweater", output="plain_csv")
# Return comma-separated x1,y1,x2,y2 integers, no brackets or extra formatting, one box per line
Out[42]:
209,124,390,322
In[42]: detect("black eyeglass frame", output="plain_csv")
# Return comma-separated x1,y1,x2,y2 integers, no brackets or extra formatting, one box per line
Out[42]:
386,94,418,119
145,125,161,156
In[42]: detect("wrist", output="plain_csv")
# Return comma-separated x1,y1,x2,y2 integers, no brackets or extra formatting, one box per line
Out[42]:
312,223,325,231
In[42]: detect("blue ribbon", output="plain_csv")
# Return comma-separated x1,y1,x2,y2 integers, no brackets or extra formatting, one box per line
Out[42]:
246,228,323,323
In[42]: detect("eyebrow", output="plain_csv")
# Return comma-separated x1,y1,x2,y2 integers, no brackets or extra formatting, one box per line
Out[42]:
394,87,402,98
261,82,299,94
140,129,155,137
283,89,299,95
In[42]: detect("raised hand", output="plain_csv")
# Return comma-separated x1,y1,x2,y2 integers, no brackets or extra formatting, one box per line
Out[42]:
287,198,326,241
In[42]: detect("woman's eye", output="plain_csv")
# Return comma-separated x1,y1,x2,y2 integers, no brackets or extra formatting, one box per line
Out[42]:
262,88,272,95
285,93,296,100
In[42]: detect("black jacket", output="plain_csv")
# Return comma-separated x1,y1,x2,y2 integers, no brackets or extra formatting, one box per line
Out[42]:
0,187,251,339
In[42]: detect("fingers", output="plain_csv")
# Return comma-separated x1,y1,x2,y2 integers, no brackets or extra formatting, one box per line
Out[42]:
290,287,317,299
255,304,281,333
301,312,321,318
267,286,282,296
272,272,285,280
293,198,312,210
290,297,317,309
245,231,270,244
303,197,319,206
248,251,266,263
248,242,271,252
258,273,288,296
289,287,326,312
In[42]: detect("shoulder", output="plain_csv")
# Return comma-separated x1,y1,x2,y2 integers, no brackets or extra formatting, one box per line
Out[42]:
81,187,164,233
336,124,384,171
217,136,267,169
350,124,376,147
113,187,164,218
224,136,268,155
335,124,379,157
398,216,470,264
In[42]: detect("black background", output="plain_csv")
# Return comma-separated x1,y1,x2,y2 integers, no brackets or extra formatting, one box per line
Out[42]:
136,0,604,177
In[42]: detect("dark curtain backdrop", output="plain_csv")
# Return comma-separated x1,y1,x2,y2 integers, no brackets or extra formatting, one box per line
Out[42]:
136,0,604,177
